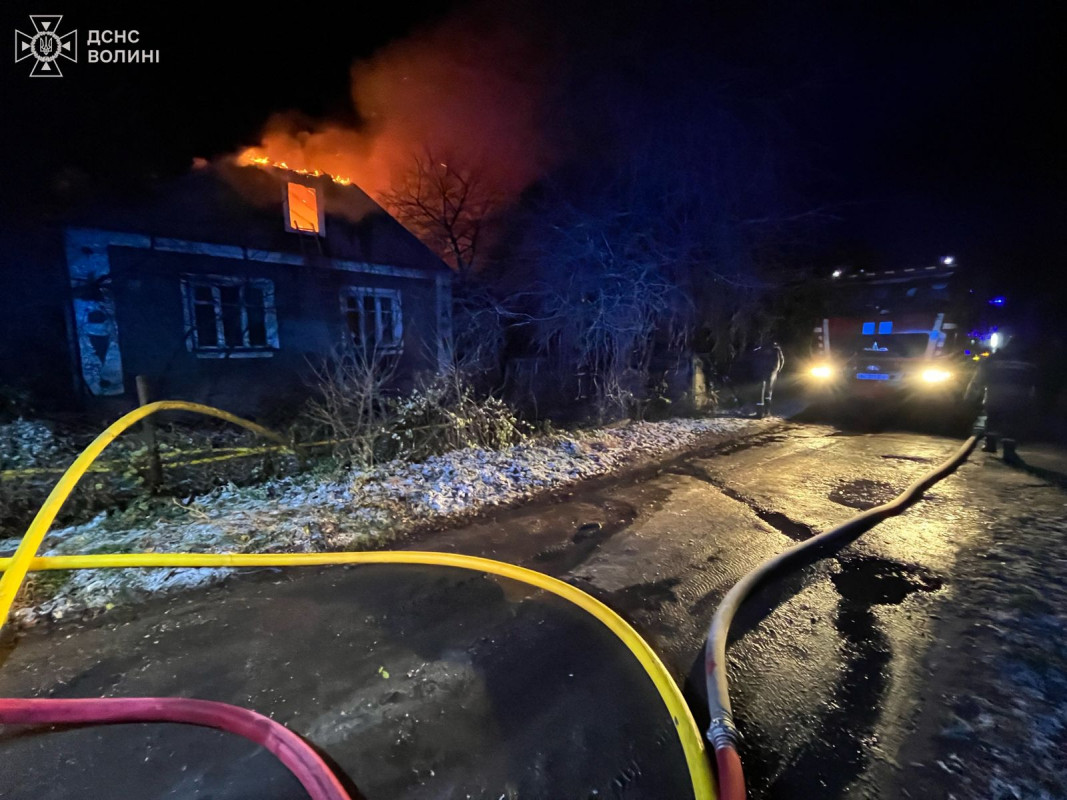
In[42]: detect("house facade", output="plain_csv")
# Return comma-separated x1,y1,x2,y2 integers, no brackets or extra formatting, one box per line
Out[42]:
0,164,452,419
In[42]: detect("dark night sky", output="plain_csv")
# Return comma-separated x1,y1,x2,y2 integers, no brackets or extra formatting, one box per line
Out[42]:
2,1,1064,316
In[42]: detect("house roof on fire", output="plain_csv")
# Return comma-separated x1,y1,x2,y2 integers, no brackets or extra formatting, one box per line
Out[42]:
63,162,450,274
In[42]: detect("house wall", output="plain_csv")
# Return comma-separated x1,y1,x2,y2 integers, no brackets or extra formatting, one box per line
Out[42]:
0,169,453,421
102,244,443,420
0,227,78,413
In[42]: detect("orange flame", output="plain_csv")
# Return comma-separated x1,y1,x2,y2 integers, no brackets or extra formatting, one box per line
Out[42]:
236,147,353,186
224,4,552,218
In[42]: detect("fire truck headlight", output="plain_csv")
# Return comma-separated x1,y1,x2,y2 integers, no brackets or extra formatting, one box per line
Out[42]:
921,368,952,384
810,365,834,379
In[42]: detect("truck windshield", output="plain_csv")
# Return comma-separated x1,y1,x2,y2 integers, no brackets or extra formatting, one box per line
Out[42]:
841,334,931,359
832,280,953,314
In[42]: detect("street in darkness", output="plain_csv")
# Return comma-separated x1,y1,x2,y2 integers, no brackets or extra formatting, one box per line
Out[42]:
2,2,1065,799
2,421,1063,798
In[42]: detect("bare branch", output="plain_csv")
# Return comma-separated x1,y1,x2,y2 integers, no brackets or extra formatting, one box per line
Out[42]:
380,148,502,277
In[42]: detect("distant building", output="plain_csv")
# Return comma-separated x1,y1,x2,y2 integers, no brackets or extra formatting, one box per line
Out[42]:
0,164,453,419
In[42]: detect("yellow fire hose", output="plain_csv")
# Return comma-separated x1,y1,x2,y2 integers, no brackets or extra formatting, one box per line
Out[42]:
0,401,715,800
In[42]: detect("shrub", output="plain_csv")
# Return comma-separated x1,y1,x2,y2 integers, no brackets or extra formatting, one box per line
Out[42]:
303,347,399,465
382,373,525,462
305,357,525,467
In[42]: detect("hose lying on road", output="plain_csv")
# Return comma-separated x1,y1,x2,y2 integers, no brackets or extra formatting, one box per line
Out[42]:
703,431,983,800
0,401,716,800
0,697,352,800
0,400,293,634
1,551,715,800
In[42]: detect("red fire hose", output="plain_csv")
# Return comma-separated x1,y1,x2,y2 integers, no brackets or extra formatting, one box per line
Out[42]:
0,400,715,800
0,697,352,800
714,744,746,799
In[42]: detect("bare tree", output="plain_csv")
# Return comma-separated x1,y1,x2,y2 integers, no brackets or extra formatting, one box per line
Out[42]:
304,342,399,465
381,150,501,277
520,184,690,421
508,97,827,419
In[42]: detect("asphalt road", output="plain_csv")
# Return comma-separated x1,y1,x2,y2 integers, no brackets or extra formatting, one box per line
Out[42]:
1,420,1065,799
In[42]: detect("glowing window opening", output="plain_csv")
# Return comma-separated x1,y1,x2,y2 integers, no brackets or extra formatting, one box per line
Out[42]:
286,182,322,234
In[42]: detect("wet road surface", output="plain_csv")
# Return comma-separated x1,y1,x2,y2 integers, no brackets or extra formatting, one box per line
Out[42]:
2,421,1065,799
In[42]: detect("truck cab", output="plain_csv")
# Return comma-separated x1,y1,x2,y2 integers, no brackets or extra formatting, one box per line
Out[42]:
806,264,982,407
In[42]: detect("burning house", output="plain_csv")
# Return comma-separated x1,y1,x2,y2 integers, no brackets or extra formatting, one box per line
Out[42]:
0,163,453,419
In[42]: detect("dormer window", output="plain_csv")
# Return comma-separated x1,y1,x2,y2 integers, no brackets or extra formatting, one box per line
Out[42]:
285,182,323,235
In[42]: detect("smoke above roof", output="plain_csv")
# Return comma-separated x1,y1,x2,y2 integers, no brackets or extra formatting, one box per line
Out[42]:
230,2,555,208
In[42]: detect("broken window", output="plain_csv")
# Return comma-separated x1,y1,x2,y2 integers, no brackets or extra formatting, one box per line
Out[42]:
182,276,279,356
285,182,322,234
342,287,403,354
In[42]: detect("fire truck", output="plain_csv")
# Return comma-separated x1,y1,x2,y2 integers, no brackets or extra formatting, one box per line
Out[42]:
805,262,987,409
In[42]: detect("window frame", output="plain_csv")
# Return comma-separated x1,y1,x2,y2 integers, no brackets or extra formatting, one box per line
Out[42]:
181,275,279,358
341,287,404,355
283,181,325,236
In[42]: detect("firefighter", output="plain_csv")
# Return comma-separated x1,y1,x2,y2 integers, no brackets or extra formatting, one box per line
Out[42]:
751,341,785,418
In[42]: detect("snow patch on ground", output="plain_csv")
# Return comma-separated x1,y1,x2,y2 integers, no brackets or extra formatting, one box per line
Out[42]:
0,418,60,469
10,416,769,626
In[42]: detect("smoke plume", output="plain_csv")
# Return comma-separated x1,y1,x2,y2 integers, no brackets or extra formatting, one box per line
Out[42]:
234,3,554,205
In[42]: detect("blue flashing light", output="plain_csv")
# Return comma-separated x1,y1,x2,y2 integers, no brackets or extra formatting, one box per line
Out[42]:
989,296,1006,306
878,321,893,334
964,349,972,355
862,321,876,335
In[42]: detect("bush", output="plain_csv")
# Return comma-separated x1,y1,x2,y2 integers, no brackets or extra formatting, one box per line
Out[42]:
303,348,399,465
305,356,526,467
382,374,525,462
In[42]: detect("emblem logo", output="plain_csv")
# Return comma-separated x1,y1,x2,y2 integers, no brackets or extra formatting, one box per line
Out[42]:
15,15,77,77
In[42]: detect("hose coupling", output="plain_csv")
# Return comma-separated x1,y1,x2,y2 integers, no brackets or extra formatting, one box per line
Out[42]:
707,713,742,750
